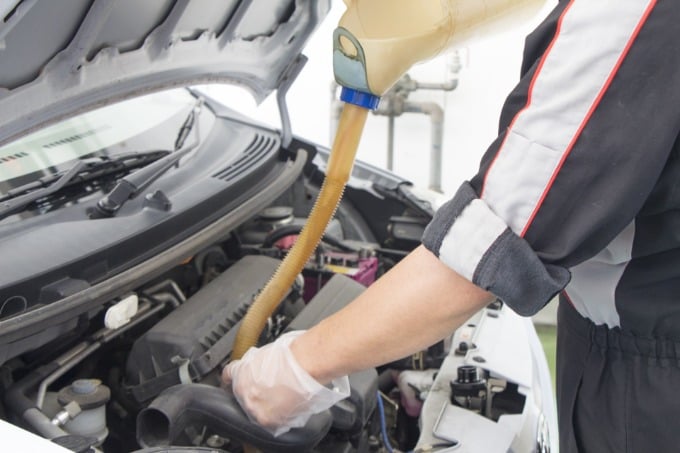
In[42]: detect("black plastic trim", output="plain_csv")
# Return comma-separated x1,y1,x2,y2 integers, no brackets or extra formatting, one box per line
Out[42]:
0,151,306,345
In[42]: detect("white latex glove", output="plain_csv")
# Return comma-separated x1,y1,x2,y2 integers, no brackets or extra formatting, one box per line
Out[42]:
222,330,350,437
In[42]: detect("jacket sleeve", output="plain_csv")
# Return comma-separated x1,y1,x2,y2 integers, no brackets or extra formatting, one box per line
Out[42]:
422,0,680,315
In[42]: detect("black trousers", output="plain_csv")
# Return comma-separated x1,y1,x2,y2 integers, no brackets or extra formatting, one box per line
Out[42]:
557,298,680,452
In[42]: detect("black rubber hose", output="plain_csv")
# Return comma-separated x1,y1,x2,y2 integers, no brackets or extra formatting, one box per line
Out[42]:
378,369,397,395
262,224,358,252
137,384,332,453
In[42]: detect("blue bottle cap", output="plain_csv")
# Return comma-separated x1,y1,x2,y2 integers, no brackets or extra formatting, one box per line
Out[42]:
340,87,380,110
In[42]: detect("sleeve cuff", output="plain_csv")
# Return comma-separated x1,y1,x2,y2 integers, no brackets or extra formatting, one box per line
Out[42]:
422,182,570,316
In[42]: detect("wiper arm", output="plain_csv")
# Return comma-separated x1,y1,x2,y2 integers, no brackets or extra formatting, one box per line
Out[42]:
92,98,204,218
0,97,203,221
0,160,87,220
0,151,171,221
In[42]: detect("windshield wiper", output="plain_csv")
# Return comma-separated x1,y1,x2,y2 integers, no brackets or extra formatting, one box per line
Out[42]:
91,97,204,218
0,97,204,221
0,160,87,220
0,151,170,221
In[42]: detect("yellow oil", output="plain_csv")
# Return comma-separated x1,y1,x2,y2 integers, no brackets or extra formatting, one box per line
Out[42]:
232,103,369,360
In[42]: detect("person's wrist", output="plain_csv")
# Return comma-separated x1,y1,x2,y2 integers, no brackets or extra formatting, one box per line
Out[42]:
290,333,335,385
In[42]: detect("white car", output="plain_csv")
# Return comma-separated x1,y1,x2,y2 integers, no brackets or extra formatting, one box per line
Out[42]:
0,1,555,452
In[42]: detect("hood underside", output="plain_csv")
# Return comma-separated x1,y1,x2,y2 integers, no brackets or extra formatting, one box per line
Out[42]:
0,0,330,147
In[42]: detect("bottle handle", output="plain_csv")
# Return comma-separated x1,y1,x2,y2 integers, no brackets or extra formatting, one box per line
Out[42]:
333,27,367,65
332,26,373,94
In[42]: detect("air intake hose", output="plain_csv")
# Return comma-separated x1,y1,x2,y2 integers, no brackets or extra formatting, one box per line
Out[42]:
137,384,332,452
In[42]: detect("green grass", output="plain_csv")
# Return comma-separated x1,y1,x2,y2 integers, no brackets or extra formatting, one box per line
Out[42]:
536,324,557,393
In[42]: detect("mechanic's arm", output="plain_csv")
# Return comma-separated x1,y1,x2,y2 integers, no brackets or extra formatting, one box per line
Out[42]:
291,244,493,384
222,245,492,433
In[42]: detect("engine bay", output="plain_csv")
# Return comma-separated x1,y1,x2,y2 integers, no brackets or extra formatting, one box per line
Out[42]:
0,0,557,449
0,164,550,452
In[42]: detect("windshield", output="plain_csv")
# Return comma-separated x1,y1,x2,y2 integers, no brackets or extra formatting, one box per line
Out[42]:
0,89,201,197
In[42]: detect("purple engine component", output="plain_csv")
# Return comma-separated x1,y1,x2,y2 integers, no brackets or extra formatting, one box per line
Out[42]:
302,252,379,302
351,256,379,286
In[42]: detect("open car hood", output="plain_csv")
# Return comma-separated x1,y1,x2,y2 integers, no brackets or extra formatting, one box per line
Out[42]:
0,0,330,147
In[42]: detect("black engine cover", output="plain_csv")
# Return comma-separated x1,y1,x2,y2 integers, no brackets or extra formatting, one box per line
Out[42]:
126,255,281,401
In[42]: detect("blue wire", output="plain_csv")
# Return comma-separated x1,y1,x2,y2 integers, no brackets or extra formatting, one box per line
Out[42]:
376,391,395,453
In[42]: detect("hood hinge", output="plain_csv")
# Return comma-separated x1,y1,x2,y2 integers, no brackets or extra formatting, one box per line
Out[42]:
276,53,307,148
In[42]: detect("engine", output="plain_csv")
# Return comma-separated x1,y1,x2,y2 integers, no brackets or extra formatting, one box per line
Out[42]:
0,200,553,452
0,201,400,452
131,255,378,452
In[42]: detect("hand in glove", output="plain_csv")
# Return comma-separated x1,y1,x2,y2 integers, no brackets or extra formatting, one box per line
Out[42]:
222,331,350,437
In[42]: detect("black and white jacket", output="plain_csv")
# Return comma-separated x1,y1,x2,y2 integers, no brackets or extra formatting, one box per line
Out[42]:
422,0,680,337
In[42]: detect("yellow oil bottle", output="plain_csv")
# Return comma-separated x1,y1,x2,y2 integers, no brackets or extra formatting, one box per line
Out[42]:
334,0,546,96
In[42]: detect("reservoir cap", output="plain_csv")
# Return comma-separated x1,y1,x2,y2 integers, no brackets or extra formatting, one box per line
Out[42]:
340,87,380,110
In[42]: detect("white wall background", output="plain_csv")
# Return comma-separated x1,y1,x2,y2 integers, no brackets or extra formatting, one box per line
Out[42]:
203,0,557,197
